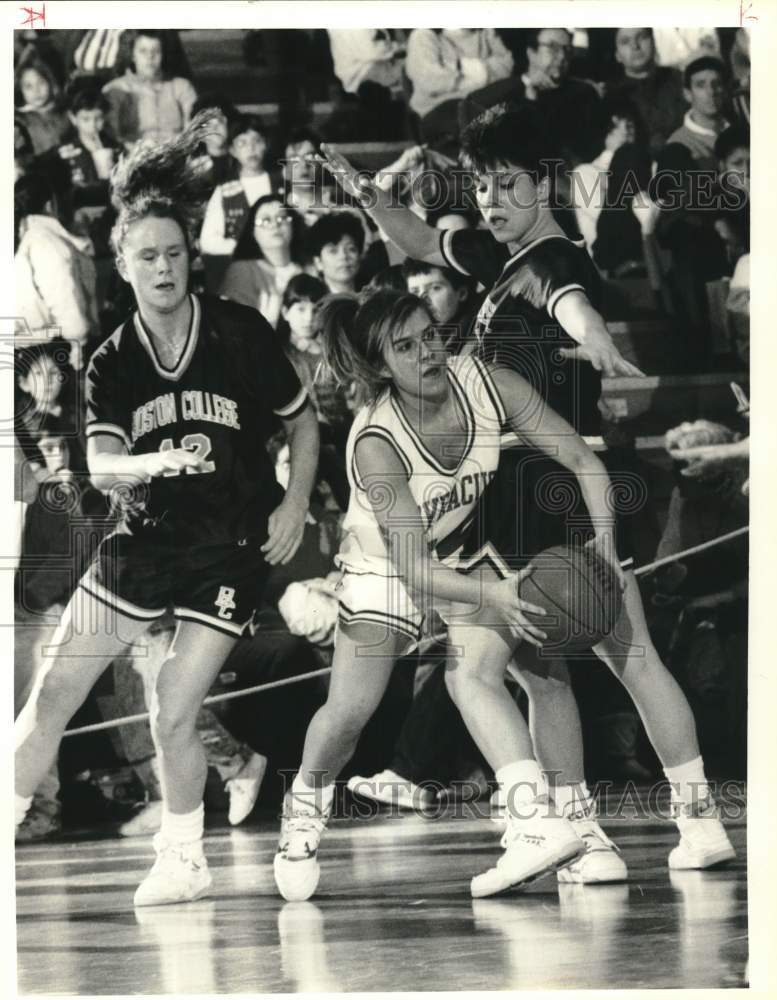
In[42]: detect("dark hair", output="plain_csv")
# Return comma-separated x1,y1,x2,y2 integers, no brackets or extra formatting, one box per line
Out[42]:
400,258,472,293
276,273,328,345
594,95,641,147
109,110,219,256
14,58,61,109
120,29,172,79
232,194,308,263
15,171,55,220
15,118,34,157
64,81,110,116
283,126,322,154
309,211,366,258
459,102,561,179
715,124,750,162
228,114,266,146
525,27,572,52
363,265,407,294
191,93,239,123
684,55,726,88
318,290,429,403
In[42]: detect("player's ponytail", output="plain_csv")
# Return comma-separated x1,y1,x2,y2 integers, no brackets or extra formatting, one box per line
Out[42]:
317,289,427,404
110,109,222,257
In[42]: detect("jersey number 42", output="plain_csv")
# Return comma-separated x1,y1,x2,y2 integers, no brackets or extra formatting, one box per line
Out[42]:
159,433,216,475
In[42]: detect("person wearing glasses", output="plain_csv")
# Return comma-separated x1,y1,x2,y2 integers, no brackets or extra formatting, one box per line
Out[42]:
459,28,603,166
219,194,311,328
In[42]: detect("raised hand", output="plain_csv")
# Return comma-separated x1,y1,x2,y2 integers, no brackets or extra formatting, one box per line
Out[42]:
559,336,645,378
311,143,377,204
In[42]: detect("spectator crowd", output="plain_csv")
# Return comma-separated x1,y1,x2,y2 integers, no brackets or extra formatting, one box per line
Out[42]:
13,26,750,840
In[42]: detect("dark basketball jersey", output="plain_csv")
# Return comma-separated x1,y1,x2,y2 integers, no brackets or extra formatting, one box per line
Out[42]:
85,294,307,544
440,228,603,436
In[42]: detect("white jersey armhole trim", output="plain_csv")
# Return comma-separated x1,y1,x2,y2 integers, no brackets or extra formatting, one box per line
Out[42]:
440,229,470,275
469,355,508,428
547,283,585,319
351,427,412,491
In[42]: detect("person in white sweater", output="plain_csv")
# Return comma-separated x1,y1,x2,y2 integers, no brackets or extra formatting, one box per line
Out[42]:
328,29,406,95
405,29,513,119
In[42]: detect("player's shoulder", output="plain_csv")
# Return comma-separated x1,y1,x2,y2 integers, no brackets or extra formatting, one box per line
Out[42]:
200,294,272,341
87,317,134,370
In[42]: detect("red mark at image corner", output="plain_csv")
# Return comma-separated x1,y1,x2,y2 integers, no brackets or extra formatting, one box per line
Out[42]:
739,0,758,25
19,2,46,28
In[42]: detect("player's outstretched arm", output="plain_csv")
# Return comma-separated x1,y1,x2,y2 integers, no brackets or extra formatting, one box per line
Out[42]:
491,366,625,588
554,291,645,378
262,402,320,566
313,143,446,266
87,433,208,492
354,434,548,645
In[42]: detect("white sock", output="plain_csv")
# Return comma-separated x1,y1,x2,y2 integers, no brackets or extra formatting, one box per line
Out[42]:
496,759,547,819
15,794,33,827
291,773,335,814
160,802,204,845
551,781,592,817
664,756,710,806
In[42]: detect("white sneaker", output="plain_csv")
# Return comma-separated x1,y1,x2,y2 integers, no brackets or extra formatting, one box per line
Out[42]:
226,753,267,826
119,800,163,838
557,803,628,884
471,802,586,898
274,796,331,902
669,795,736,870
346,769,434,810
133,833,212,907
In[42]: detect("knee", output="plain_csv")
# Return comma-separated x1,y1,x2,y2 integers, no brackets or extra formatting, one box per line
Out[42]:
515,660,571,701
33,662,91,721
150,700,197,749
444,659,497,706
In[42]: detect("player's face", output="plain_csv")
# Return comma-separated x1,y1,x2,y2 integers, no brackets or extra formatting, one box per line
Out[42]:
20,68,50,109
119,216,190,314
315,236,362,289
284,298,320,353
133,36,163,80
615,28,655,74
382,307,447,401
474,164,542,245
686,70,726,117
406,270,463,325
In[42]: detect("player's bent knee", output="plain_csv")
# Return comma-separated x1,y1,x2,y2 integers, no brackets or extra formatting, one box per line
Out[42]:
150,706,198,747
34,664,93,721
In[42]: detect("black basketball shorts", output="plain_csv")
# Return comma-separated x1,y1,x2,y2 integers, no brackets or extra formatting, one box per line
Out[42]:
79,528,271,637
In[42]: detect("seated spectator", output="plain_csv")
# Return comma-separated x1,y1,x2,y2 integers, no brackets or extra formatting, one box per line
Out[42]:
280,126,338,225
102,29,197,148
309,211,364,294
15,172,99,370
401,259,477,352
607,28,688,160
328,29,406,95
200,115,274,258
713,124,750,270
664,54,731,172
189,94,239,189
220,195,309,327
14,58,70,155
460,28,602,166
652,28,721,69
406,28,513,148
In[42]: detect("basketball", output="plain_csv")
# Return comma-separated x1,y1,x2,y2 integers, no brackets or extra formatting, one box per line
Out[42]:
518,544,623,651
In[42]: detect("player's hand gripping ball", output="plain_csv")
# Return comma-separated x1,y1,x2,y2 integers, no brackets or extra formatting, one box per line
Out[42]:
518,544,623,651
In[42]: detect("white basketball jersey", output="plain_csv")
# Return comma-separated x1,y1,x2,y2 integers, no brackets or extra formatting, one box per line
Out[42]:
337,354,508,577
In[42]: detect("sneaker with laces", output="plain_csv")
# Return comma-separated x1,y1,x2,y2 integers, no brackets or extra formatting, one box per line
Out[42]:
133,833,212,907
669,795,736,870
274,796,331,902
470,800,586,898
346,769,434,810
557,803,628,883
226,753,267,826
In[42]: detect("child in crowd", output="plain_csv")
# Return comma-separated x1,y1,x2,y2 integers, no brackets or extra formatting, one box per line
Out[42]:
401,258,478,353
200,115,274,257
280,126,338,226
309,212,365,294
189,94,239,189
14,60,70,155
102,29,197,148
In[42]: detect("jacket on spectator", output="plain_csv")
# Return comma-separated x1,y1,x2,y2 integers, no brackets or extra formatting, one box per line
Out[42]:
328,29,405,94
15,215,98,347
607,67,688,160
200,175,274,257
667,111,729,172
652,28,720,69
220,259,308,327
102,71,197,146
405,29,514,117
16,105,70,156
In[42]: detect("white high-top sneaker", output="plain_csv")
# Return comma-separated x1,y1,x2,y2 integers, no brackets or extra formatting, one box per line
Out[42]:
133,833,212,906
346,769,435,809
557,801,628,884
471,799,586,898
274,796,331,902
226,753,267,826
669,795,736,870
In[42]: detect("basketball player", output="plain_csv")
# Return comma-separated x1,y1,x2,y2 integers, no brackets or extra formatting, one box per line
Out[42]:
14,114,320,906
274,288,627,902
311,105,736,882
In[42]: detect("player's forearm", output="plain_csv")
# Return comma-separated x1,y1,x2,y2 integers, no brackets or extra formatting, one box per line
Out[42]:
393,544,494,607
88,451,149,492
360,185,440,261
283,406,320,508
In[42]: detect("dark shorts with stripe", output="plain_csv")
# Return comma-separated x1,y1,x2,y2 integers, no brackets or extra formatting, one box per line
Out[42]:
461,445,637,571
80,529,271,638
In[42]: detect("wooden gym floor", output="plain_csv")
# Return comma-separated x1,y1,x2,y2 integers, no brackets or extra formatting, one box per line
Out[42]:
16,784,747,994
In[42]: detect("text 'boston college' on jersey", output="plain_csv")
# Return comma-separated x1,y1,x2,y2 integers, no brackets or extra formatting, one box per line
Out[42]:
85,294,307,544
337,354,508,578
